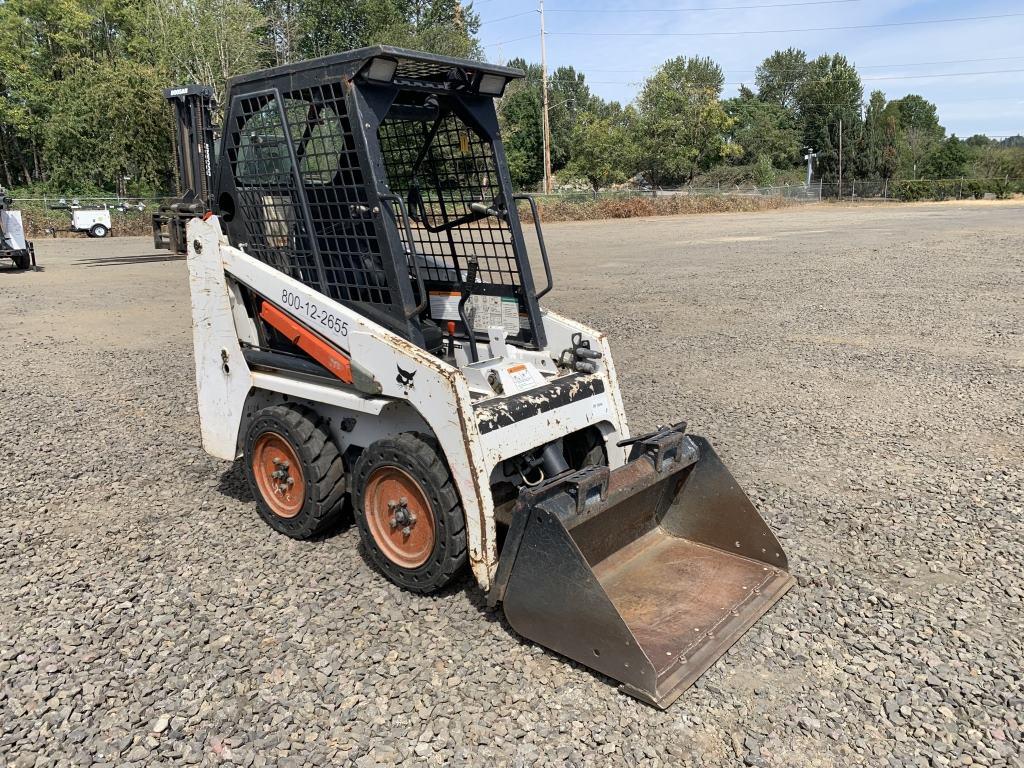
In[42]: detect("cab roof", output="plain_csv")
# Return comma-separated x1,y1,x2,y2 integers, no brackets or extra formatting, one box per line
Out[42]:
226,45,525,91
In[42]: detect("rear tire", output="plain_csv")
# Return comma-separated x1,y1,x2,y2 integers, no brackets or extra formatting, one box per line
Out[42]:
12,251,30,270
353,433,466,593
89,224,109,238
242,404,346,539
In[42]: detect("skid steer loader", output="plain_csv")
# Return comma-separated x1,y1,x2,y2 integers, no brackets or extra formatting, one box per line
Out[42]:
182,46,793,708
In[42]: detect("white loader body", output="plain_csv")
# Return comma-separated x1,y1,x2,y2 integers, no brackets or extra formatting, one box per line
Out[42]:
187,216,631,590
175,46,792,708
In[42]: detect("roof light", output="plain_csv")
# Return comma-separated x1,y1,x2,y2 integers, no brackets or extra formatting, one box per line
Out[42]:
477,73,508,97
365,57,398,82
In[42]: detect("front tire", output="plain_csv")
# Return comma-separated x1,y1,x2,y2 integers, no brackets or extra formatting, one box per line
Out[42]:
242,405,346,539
353,433,467,593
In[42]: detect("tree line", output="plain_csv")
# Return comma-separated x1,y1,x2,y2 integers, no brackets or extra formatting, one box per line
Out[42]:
500,47,1024,192
0,0,478,193
1,0,1020,197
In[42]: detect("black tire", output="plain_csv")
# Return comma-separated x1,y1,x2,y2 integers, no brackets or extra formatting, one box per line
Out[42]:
12,251,30,270
89,224,109,238
353,433,467,593
242,404,346,539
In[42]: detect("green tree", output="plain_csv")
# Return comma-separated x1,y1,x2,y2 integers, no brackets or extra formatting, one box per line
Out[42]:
636,55,739,186
755,48,808,111
0,0,102,184
861,90,899,179
43,58,171,193
795,54,863,181
146,0,268,101
924,135,968,179
888,94,944,178
498,65,544,190
0,0,176,189
547,66,599,171
292,0,479,62
752,153,776,187
564,107,638,191
723,95,801,167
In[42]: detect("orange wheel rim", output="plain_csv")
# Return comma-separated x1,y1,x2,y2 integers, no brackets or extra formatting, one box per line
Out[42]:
252,432,305,519
364,466,435,569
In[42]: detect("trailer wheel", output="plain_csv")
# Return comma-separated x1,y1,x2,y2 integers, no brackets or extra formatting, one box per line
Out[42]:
89,224,109,238
353,433,466,593
243,405,346,539
12,251,30,270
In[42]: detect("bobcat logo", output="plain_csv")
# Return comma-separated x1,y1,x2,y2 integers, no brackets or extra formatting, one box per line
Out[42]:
396,365,416,390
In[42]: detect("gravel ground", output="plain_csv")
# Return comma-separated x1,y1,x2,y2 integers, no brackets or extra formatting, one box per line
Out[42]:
1,201,1022,767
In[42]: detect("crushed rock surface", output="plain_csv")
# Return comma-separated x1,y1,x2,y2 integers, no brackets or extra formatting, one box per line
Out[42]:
1,201,1021,766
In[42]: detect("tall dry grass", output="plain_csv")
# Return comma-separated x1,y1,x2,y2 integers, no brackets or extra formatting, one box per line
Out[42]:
523,193,793,223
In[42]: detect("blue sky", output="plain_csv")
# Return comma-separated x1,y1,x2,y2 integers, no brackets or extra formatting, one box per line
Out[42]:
474,0,1024,138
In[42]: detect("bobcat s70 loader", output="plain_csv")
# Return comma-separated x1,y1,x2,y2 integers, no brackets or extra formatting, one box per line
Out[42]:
181,46,793,708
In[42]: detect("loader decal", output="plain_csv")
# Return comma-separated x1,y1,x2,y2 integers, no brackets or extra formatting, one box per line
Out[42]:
396,365,417,390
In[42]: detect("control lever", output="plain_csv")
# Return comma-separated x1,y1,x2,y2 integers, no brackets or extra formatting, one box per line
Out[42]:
470,201,506,220
446,321,456,359
458,257,480,363
559,331,605,373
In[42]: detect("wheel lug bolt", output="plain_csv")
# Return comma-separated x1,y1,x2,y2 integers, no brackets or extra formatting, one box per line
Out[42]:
401,526,411,536
399,497,408,506
387,500,397,510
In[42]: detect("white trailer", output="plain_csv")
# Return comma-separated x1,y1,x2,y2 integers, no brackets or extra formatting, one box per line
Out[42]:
50,201,112,238
0,190,36,270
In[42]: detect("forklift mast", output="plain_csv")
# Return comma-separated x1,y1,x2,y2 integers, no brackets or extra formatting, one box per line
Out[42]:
153,85,217,252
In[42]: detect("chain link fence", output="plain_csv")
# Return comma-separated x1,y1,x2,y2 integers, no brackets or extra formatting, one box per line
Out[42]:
10,178,1022,237
531,178,1023,205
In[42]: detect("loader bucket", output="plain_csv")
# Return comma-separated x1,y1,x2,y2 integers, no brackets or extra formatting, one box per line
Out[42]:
488,429,794,708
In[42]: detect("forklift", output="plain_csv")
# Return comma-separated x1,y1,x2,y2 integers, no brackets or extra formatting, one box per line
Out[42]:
152,85,216,253
175,46,793,707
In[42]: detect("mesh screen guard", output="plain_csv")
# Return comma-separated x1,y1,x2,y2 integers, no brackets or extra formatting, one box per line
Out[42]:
217,67,545,348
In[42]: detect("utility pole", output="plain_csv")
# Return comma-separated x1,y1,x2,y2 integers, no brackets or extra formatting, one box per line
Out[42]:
539,0,553,194
838,118,843,200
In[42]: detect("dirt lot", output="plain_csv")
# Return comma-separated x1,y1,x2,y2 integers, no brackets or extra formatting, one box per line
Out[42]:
1,201,1022,767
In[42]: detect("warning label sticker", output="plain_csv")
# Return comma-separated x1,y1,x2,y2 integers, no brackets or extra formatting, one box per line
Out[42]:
429,291,461,321
500,362,545,394
430,292,520,336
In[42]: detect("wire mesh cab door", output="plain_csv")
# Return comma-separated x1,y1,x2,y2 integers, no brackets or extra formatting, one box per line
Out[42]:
214,49,541,352
358,82,548,350
216,76,423,343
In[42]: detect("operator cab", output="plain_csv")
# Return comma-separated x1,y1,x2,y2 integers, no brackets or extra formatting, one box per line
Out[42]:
214,47,552,376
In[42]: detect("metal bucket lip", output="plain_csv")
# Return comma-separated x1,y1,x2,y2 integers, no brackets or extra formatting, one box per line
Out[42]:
621,567,795,709
490,430,794,707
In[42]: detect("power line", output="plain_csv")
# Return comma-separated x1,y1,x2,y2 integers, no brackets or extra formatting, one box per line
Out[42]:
547,12,1024,37
480,11,535,26
537,68,1024,87
548,0,862,12
577,56,1024,74
482,0,863,23
485,33,541,47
